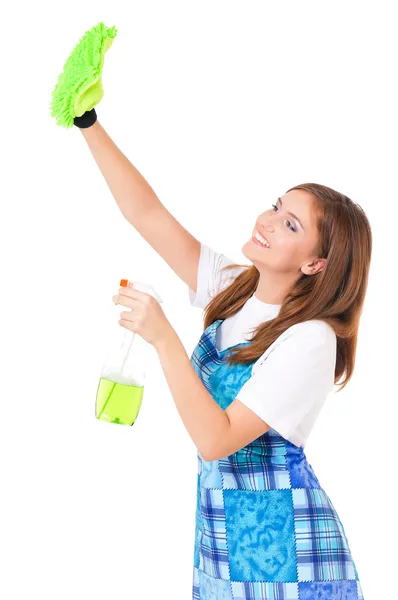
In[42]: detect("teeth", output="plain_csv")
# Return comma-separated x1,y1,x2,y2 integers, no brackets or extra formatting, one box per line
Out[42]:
254,230,270,247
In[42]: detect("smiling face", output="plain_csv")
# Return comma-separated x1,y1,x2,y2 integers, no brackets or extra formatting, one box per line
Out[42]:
243,189,326,278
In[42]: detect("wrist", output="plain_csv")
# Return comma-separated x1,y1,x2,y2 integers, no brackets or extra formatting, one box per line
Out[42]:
154,326,178,354
74,107,97,129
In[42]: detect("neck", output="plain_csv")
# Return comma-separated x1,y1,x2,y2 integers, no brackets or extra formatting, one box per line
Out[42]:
254,271,300,305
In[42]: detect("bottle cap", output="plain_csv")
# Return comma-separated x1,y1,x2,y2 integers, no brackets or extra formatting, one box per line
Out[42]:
119,279,163,303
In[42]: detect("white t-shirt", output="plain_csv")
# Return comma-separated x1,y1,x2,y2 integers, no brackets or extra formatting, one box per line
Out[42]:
188,242,337,448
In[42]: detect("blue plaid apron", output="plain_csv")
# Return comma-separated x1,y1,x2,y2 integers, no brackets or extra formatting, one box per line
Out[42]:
189,318,364,600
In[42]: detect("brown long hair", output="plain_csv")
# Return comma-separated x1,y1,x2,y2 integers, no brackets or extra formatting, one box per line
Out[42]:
202,183,372,392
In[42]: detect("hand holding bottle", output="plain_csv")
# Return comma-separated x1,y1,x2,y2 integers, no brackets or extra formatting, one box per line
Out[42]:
113,281,173,348
96,279,166,426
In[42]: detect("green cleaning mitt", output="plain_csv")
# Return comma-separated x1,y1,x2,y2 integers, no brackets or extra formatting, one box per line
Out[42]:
50,21,117,128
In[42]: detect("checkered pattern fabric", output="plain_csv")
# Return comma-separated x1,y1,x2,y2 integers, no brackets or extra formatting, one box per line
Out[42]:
190,319,364,600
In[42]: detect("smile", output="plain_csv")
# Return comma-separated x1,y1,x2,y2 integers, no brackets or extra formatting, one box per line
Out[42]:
252,230,271,248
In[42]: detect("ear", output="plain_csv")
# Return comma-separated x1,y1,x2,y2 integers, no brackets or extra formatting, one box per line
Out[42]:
302,257,327,275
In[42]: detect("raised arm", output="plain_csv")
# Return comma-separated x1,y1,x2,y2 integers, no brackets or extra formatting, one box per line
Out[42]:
79,121,201,292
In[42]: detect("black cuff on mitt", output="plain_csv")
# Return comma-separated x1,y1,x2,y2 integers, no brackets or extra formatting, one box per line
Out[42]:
73,108,97,129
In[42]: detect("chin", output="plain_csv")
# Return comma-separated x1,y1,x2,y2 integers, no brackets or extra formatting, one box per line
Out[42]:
241,240,250,257
241,240,257,262
243,237,262,253
242,240,271,269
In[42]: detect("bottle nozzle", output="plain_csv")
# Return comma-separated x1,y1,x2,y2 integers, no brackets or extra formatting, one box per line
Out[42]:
119,279,163,303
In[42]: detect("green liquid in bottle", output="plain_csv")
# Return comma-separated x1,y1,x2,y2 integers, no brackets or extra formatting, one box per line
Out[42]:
95,377,144,426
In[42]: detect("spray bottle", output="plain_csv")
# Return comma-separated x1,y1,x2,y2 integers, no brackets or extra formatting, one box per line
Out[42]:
95,279,163,426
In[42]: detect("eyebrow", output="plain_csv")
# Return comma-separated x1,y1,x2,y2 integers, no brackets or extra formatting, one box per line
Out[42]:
277,197,305,230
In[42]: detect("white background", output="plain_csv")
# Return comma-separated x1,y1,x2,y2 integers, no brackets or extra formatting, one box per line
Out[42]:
1,1,395,598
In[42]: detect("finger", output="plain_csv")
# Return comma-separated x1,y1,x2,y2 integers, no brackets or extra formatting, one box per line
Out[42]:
118,286,152,301
120,310,135,322
113,295,140,309
118,318,135,331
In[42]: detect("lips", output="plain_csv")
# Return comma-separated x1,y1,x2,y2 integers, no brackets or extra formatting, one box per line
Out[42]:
252,231,271,248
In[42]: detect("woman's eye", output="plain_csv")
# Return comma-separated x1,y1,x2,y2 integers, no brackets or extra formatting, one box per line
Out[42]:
271,204,296,232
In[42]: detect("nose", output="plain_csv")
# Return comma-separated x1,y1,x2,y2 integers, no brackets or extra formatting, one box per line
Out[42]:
259,222,274,234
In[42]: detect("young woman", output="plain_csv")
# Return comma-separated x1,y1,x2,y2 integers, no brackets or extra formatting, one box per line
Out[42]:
75,108,370,600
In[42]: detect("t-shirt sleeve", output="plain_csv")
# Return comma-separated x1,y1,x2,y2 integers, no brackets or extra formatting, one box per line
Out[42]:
236,323,336,446
188,242,246,309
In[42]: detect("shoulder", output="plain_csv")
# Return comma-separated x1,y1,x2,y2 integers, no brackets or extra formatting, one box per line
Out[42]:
259,320,336,366
266,320,336,381
276,320,337,376
252,319,336,373
286,319,336,348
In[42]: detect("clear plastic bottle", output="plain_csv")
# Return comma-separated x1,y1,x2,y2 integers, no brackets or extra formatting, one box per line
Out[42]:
95,279,163,426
